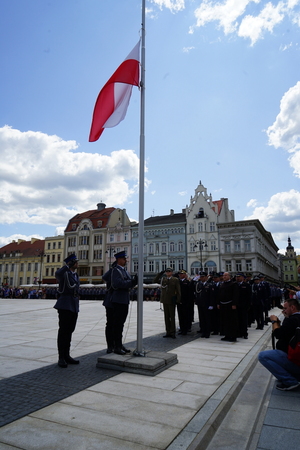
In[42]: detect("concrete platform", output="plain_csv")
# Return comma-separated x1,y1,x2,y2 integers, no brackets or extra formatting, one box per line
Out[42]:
97,349,178,375
0,299,296,450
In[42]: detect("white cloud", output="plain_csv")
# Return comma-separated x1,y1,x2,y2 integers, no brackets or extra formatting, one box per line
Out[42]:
150,0,185,13
189,0,300,45
183,46,195,52
244,190,300,244
247,198,258,207
238,1,285,45
266,81,300,176
0,126,141,228
178,190,187,196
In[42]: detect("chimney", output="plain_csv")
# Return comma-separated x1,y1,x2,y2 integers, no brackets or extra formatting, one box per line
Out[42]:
170,209,174,215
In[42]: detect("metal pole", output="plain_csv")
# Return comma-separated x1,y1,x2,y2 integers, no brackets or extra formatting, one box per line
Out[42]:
134,0,146,356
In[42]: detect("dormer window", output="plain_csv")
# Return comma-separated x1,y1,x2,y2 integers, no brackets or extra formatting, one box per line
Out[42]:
97,220,102,228
72,224,76,231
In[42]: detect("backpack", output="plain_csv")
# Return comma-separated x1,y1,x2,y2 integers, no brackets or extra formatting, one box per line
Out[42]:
288,327,300,366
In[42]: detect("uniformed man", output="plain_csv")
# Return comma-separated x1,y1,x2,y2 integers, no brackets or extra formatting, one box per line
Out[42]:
54,254,80,368
195,272,215,338
110,251,137,355
154,268,181,339
236,273,252,339
217,272,239,342
177,270,194,335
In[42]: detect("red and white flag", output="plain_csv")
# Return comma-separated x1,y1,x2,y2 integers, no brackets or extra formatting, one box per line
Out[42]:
89,41,140,142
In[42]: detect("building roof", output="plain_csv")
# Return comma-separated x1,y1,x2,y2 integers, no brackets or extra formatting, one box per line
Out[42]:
143,212,186,227
0,239,45,257
65,207,115,232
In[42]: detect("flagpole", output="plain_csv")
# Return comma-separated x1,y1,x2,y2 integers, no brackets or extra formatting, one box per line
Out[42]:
134,0,146,356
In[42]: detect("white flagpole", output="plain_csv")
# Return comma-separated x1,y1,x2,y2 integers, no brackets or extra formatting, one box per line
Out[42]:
134,0,146,356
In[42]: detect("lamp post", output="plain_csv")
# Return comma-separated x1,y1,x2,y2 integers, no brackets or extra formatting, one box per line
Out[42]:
194,239,208,272
36,250,45,289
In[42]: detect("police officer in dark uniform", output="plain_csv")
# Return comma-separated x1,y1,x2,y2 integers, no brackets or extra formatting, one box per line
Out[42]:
195,272,215,338
110,251,137,355
102,261,117,354
177,270,194,335
236,272,252,339
54,254,80,368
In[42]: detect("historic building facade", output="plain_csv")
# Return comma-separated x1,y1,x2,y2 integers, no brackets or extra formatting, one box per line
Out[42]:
64,203,131,284
185,181,235,275
217,219,280,281
43,235,65,284
0,238,45,286
280,237,298,286
131,210,186,283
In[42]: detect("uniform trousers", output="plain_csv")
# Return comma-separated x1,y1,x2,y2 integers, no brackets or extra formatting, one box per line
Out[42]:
112,303,129,349
57,309,78,359
163,303,176,336
105,306,115,350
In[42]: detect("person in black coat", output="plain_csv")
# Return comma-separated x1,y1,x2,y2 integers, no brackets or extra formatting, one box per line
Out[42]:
177,270,194,335
217,272,239,342
195,272,216,338
54,254,80,368
110,251,137,355
236,273,252,339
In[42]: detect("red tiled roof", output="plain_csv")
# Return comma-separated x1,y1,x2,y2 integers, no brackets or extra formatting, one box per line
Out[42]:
212,200,224,215
0,239,45,257
65,207,115,232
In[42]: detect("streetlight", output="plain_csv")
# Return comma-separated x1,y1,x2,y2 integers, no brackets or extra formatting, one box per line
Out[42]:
194,239,208,272
36,250,46,289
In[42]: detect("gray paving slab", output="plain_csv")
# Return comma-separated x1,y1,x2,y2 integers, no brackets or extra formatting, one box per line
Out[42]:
0,300,288,450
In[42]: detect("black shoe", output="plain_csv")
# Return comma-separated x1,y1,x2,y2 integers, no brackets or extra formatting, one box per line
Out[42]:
58,358,68,368
276,382,300,391
244,335,248,339
65,356,80,364
106,348,114,354
228,338,237,342
114,348,126,355
121,346,131,353
221,337,230,341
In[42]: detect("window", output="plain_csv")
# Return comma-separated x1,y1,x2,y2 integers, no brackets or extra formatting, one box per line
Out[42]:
0,265,2,273
170,241,175,252
51,268,54,276
149,260,154,272
72,224,76,231
79,250,89,259
178,259,184,271
58,242,61,249
19,277,23,285
68,237,76,247
124,232,129,241
110,234,114,242
162,242,167,254
170,260,176,271
57,254,61,263
34,263,38,271
246,260,252,271
53,242,56,249
210,241,217,251
285,274,289,281
235,260,242,271
47,243,51,250
225,260,232,271
46,268,49,276
149,243,154,254
94,234,102,245
144,260,147,271
225,241,231,252
52,255,55,263
190,242,196,252
198,222,203,232
133,261,138,272
133,244,138,254
291,274,294,280
28,263,31,270
189,224,194,233
162,260,167,271
234,241,241,252
97,220,102,228
20,263,24,271
79,236,89,245
178,241,183,252
94,250,102,259
11,263,15,271
47,255,50,263
27,277,30,284
244,239,251,251
210,222,215,232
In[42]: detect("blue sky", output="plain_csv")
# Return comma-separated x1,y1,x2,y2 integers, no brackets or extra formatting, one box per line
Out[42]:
1,0,300,254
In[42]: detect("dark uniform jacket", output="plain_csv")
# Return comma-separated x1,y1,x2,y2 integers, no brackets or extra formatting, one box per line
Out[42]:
54,265,80,313
195,281,215,308
110,265,135,305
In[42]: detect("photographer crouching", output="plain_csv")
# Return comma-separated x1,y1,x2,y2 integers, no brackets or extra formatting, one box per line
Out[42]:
258,297,300,391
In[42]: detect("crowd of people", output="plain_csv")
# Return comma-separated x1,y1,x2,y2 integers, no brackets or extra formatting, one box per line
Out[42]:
154,269,284,342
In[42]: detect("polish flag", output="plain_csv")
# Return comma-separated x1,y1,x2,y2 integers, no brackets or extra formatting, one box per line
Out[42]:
89,41,140,142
